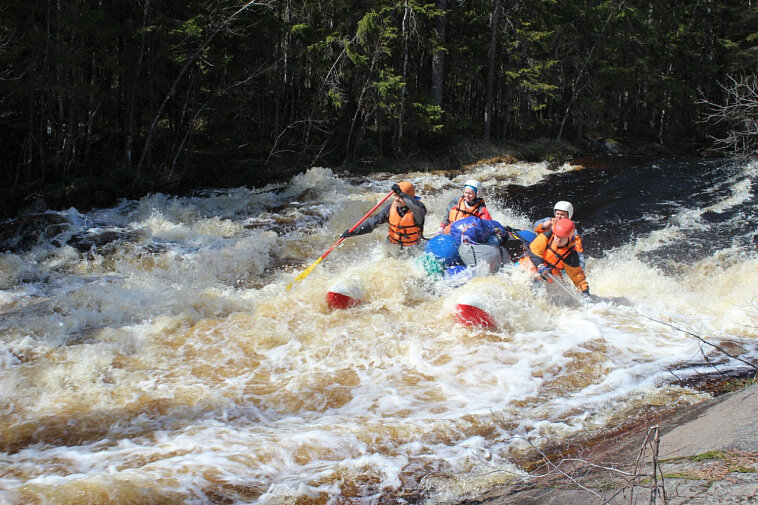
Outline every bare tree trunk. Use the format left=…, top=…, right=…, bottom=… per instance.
left=135, top=0, right=268, bottom=185
left=84, top=52, right=99, bottom=171
left=125, top=0, right=151, bottom=170
left=394, top=0, right=411, bottom=155
left=658, top=63, right=673, bottom=143
left=431, top=0, right=447, bottom=107
left=38, top=97, right=46, bottom=182
left=170, top=103, right=206, bottom=180
left=557, top=0, right=622, bottom=141
left=273, top=1, right=284, bottom=141
left=483, top=0, right=500, bottom=142
left=20, top=96, right=35, bottom=186
left=52, top=0, right=65, bottom=174
left=63, top=94, right=74, bottom=174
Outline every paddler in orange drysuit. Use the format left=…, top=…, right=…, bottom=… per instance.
left=340, top=181, right=427, bottom=248
left=439, top=179, right=492, bottom=233
left=532, top=200, right=585, bottom=269
left=523, top=218, right=590, bottom=296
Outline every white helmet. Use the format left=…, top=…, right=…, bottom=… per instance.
left=464, top=179, right=483, bottom=196
left=553, top=200, right=574, bottom=219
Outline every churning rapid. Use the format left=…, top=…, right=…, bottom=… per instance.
left=1, top=157, right=757, bottom=504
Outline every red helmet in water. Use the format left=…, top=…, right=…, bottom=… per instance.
left=553, top=218, right=575, bottom=238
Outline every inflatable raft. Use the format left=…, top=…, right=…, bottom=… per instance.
left=325, top=217, right=537, bottom=329
left=424, top=219, right=536, bottom=328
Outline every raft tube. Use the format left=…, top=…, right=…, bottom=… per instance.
left=326, top=279, right=363, bottom=310
left=515, top=229, right=537, bottom=243
left=452, top=292, right=496, bottom=328
left=444, top=265, right=474, bottom=287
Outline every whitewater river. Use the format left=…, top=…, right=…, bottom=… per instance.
left=1, top=157, right=757, bottom=504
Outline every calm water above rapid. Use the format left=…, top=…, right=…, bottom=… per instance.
left=1, top=157, right=757, bottom=504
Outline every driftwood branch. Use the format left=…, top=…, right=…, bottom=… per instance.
left=635, top=310, right=758, bottom=372
left=698, top=74, right=758, bottom=157
left=474, top=424, right=670, bottom=504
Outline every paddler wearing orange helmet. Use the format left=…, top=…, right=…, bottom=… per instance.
left=532, top=200, right=585, bottom=269
left=524, top=218, right=590, bottom=296
left=340, top=181, right=427, bottom=248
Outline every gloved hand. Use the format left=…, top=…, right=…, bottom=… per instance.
left=537, top=264, right=551, bottom=280
left=340, top=229, right=353, bottom=239
left=391, top=183, right=402, bottom=195
left=582, top=288, right=591, bottom=297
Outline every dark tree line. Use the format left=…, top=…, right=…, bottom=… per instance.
left=1, top=0, right=757, bottom=209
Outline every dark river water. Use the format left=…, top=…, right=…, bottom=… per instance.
left=506, top=156, right=757, bottom=258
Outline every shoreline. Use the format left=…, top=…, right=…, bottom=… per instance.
left=3, top=137, right=701, bottom=220
left=460, top=372, right=758, bottom=504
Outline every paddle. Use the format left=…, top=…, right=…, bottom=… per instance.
left=286, top=190, right=395, bottom=290
left=544, top=271, right=587, bottom=304
left=505, top=228, right=588, bottom=304
left=510, top=228, right=629, bottom=306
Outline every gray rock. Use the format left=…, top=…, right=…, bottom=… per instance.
left=462, top=385, right=758, bottom=504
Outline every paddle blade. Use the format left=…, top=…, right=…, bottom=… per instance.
left=285, top=190, right=392, bottom=292
left=286, top=256, right=325, bottom=290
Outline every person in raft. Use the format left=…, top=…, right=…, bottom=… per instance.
left=439, top=179, right=492, bottom=233
left=533, top=200, right=585, bottom=269
left=340, top=181, right=427, bottom=248
left=524, top=218, right=590, bottom=296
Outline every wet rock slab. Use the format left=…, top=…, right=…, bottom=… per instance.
left=660, top=383, right=758, bottom=458
left=460, top=384, right=758, bottom=505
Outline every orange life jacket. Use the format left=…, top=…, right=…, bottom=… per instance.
left=448, top=196, right=486, bottom=224
left=541, top=233, right=577, bottom=273
left=523, top=231, right=588, bottom=291
left=443, top=197, right=489, bottom=233
left=388, top=202, right=422, bottom=246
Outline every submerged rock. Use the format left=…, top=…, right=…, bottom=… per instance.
left=0, top=213, right=69, bottom=253
left=68, top=229, right=142, bottom=253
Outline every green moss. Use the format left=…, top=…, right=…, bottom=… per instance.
left=721, top=376, right=758, bottom=393
left=664, top=471, right=703, bottom=480
left=689, top=450, right=730, bottom=461
left=732, top=466, right=756, bottom=473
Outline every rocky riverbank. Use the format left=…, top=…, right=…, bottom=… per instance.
left=460, top=380, right=758, bottom=504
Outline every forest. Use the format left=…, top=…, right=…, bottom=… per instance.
left=1, top=0, right=756, bottom=217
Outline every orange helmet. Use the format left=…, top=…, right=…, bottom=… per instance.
left=553, top=219, right=575, bottom=238
left=397, top=181, right=415, bottom=197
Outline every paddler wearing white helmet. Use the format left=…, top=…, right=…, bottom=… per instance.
left=439, top=179, right=492, bottom=234
left=532, top=200, right=585, bottom=268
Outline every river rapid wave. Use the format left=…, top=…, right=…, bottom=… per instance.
left=0, top=158, right=756, bottom=504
